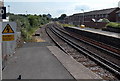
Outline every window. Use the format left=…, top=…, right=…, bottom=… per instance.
left=118, top=13, right=120, bottom=17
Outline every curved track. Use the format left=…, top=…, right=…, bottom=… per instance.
left=45, top=24, right=120, bottom=79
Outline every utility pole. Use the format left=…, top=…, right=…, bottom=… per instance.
left=0, top=0, right=4, bottom=80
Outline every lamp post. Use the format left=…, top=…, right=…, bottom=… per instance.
left=26, top=11, right=27, bottom=15
left=81, top=9, right=84, bottom=25
left=8, top=5, right=10, bottom=14
left=8, top=5, right=10, bottom=20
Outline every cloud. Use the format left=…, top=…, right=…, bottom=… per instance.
left=57, top=10, right=65, bottom=14
left=4, top=0, right=120, bottom=18
left=75, top=5, right=90, bottom=11
left=5, top=0, right=84, bottom=2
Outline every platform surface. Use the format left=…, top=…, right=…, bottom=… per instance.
left=2, top=42, right=74, bottom=79
left=48, top=46, right=102, bottom=79
left=2, top=42, right=102, bottom=80
left=71, top=27, right=120, bottom=39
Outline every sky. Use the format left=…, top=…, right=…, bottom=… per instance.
left=3, top=0, right=120, bottom=18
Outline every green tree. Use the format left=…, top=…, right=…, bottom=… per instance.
left=58, top=14, right=67, bottom=20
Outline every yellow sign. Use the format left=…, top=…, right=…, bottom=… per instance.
left=2, top=24, right=14, bottom=33
left=2, top=35, right=14, bottom=41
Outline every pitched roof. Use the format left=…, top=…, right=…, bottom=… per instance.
left=84, top=7, right=117, bottom=15
left=116, top=10, right=120, bottom=13
left=72, top=7, right=119, bottom=16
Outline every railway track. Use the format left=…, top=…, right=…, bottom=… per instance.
left=53, top=26, right=120, bottom=61
left=54, top=23, right=120, bottom=55
left=45, top=23, right=120, bottom=79
left=63, top=27, right=120, bottom=55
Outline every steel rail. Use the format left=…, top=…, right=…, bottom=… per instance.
left=48, top=26, right=120, bottom=78
left=54, top=26, right=120, bottom=60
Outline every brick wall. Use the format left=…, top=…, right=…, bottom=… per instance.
left=84, top=22, right=108, bottom=29
left=64, top=27, right=120, bottom=48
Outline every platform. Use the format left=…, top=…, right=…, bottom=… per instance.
left=48, top=46, right=101, bottom=79
left=2, top=42, right=73, bottom=79
left=2, top=42, right=101, bottom=80
left=71, top=27, right=120, bottom=39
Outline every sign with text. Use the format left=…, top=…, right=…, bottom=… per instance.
left=2, top=35, right=14, bottom=41
left=2, top=22, right=16, bottom=41
left=0, top=7, right=6, bottom=19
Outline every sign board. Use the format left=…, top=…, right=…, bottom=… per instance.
left=2, top=22, right=16, bottom=41
left=0, top=7, right=6, bottom=19
left=2, top=24, right=14, bottom=33
left=2, top=35, right=14, bottom=41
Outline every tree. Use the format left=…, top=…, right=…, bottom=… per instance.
left=47, top=14, right=52, bottom=18
left=28, top=15, right=38, bottom=27
left=51, top=18, right=58, bottom=21
left=43, top=14, right=47, bottom=17
left=58, top=14, right=67, bottom=20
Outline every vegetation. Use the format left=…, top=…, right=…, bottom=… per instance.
left=60, top=24, right=76, bottom=27
left=101, top=18, right=110, bottom=23
left=106, top=22, right=120, bottom=28
left=58, top=14, right=67, bottom=20
left=9, top=13, right=51, bottom=41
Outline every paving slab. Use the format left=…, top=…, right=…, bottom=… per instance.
left=2, top=43, right=74, bottom=79
left=48, top=46, right=102, bottom=79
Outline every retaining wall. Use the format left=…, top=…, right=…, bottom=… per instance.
left=64, top=27, right=120, bottom=48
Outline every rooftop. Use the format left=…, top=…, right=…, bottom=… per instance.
left=72, top=7, right=120, bottom=16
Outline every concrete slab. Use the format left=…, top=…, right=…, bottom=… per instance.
left=48, top=46, right=102, bottom=79
left=2, top=44, right=74, bottom=79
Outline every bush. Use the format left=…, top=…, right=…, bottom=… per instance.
left=106, top=22, right=120, bottom=28
left=61, top=24, right=76, bottom=27
left=98, top=18, right=110, bottom=23
left=102, top=18, right=110, bottom=23
left=9, top=14, right=51, bottom=41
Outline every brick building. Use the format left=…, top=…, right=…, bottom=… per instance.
left=63, top=7, right=120, bottom=28
left=116, top=10, right=120, bottom=22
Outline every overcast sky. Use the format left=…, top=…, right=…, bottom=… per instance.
left=4, top=0, right=120, bottom=18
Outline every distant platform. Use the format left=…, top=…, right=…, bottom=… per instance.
left=71, top=27, right=120, bottom=39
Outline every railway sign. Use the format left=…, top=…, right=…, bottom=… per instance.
left=0, top=7, right=6, bottom=19
left=2, top=22, right=16, bottom=41
left=2, top=24, right=14, bottom=34
left=2, top=35, right=14, bottom=41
